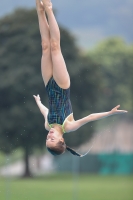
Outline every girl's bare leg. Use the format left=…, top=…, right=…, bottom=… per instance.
left=42, top=0, right=70, bottom=89
left=36, top=0, right=53, bottom=86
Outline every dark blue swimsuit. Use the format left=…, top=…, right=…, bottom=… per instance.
left=46, top=77, right=73, bottom=133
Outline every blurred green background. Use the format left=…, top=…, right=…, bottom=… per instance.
left=0, top=1, right=133, bottom=200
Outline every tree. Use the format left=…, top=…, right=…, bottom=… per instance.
left=87, top=38, right=133, bottom=113
left=0, top=8, right=81, bottom=176
left=0, top=8, right=107, bottom=176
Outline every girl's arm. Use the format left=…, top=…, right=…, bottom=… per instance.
left=68, top=105, right=127, bottom=132
left=33, top=94, right=48, bottom=119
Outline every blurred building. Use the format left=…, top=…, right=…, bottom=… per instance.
left=79, top=121, right=133, bottom=153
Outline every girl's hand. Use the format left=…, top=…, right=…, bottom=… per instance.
left=33, top=94, right=41, bottom=102
left=111, top=105, right=128, bottom=114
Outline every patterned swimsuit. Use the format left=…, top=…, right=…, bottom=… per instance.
left=46, top=77, right=73, bottom=133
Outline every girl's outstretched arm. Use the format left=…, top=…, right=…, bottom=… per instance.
left=33, top=94, right=48, bottom=119
left=67, top=105, right=127, bottom=132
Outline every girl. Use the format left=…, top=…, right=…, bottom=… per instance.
left=33, top=0, right=127, bottom=157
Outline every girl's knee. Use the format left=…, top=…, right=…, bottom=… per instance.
left=50, top=40, right=60, bottom=52
left=41, top=40, right=50, bottom=53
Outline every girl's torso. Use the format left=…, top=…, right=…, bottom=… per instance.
left=45, top=77, right=73, bottom=133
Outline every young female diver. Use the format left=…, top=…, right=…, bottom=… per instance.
left=33, top=0, right=127, bottom=157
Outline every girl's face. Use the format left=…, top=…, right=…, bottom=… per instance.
left=46, top=128, right=64, bottom=148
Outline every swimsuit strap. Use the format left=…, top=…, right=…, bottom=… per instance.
left=61, top=123, right=66, bottom=134
left=48, top=124, right=53, bottom=129
left=62, top=120, right=66, bottom=133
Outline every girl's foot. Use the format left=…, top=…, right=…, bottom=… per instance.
left=42, top=0, right=52, bottom=10
left=36, top=0, right=45, bottom=12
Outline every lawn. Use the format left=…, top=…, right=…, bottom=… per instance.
left=0, top=174, right=132, bottom=200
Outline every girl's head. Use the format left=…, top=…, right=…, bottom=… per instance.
left=46, top=128, right=82, bottom=157
left=47, top=140, right=66, bottom=155
left=46, top=127, right=66, bottom=155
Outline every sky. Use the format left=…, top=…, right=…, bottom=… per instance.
left=0, top=0, right=133, bottom=49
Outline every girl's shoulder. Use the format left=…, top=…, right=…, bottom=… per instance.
left=67, top=113, right=74, bottom=122
left=63, top=113, right=75, bottom=133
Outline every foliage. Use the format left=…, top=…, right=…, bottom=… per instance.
left=0, top=9, right=77, bottom=174
left=88, top=38, right=133, bottom=113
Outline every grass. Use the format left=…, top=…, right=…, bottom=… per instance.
left=0, top=174, right=132, bottom=200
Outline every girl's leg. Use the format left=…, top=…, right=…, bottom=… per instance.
left=36, top=0, right=53, bottom=86
left=42, top=0, right=70, bottom=89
